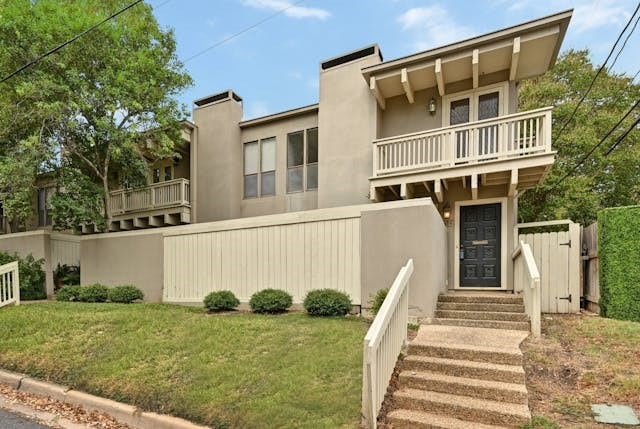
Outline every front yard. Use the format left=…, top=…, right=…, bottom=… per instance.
left=522, top=313, right=640, bottom=428
left=0, top=303, right=368, bottom=428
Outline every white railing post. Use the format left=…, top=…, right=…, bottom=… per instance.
left=13, top=262, right=19, bottom=306
left=362, top=259, right=414, bottom=429
left=513, top=241, right=541, bottom=337
left=0, top=261, right=20, bottom=308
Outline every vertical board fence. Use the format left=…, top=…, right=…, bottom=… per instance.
left=0, top=261, right=20, bottom=308
left=517, top=221, right=581, bottom=313
left=582, top=223, right=599, bottom=313
left=163, top=212, right=361, bottom=304
left=362, top=259, right=413, bottom=429
left=50, top=233, right=81, bottom=269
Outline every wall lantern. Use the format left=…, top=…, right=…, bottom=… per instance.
left=428, top=97, right=437, bottom=115
left=442, top=202, right=451, bottom=220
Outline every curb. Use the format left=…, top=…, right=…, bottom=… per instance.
left=0, top=369, right=210, bottom=429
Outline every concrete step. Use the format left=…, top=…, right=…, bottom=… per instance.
left=438, top=293, right=523, bottom=305
left=435, top=310, right=529, bottom=322
left=430, top=317, right=530, bottom=331
left=393, top=388, right=531, bottom=427
left=399, top=370, right=528, bottom=404
left=401, top=355, right=526, bottom=384
left=408, top=341, right=523, bottom=366
left=387, top=409, right=509, bottom=429
left=437, top=301, right=525, bottom=313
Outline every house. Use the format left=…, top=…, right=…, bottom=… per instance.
left=1, top=10, right=572, bottom=307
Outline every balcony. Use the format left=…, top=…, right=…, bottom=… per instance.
left=107, top=178, right=191, bottom=231
left=370, top=107, right=555, bottom=201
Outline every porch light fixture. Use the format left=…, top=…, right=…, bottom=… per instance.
left=428, top=97, right=437, bottom=115
left=442, top=202, right=451, bottom=220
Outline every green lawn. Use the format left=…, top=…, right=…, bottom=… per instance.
left=0, top=303, right=368, bottom=428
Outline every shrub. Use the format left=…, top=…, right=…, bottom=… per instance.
left=108, top=285, right=144, bottom=303
left=0, top=252, right=46, bottom=300
left=249, top=289, right=292, bottom=314
left=598, top=205, right=640, bottom=322
left=303, top=289, right=352, bottom=316
left=56, top=285, right=82, bottom=302
left=78, top=284, right=109, bottom=303
left=54, top=264, right=81, bottom=289
left=204, top=290, right=240, bottom=312
left=369, top=288, right=388, bottom=315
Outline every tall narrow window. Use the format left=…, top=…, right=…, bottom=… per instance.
left=37, top=187, right=53, bottom=226
left=287, top=128, right=318, bottom=193
left=244, top=137, right=276, bottom=198
left=152, top=168, right=160, bottom=183
left=164, top=166, right=172, bottom=181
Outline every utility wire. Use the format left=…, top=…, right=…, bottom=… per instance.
left=183, top=0, right=307, bottom=63
left=550, top=98, right=640, bottom=189
left=553, top=1, right=640, bottom=143
left=609, top=11, right=640, bottom=72
left=603, top=115, right=640, bottom=156
left=0, top=0, right=144, bottom=84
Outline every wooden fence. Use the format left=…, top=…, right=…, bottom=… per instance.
left=0, top=261, right=20, bottom=308
left=582, top=222, right=599, bottom=313
left=362, top=259, right=413, bottom=429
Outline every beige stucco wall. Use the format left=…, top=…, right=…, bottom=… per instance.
left=80, top=230, right=164, bottom=302
left=361, top=199, right=447, bottom=318
left=317, top=50, right=382, bottom=209
left=0, top=230, right=54, bottom=297
left=378, top=88, right=442, bottom=139
left=239, top=111, right=319, bottom=217
left=192, top=97, right=243, bottom=223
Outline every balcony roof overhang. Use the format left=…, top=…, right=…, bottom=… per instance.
left=363, top=9, right=572, bottom=107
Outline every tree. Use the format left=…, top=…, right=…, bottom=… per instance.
left=0, top=0, right=192, bottom=230
left=518, top=50, right=640, bottom=225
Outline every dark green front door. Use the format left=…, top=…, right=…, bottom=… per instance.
left=460, top=203, right=501, bottom=287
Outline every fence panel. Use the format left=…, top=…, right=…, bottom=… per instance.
left=163, top=215, right=361, bottom=304
left=0, top=261, right=20, bottom=308
left=582, top=222, right=599, bottom=313
left=50, top=234, right=81, bottom=269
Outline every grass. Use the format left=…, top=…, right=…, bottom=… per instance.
left=522, top=314, right=640, bottom=428
left=0, top=303, right=368, bottom=428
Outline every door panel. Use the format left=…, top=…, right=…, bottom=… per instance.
left=460, top=203, right=501, bottom=287
left=478, top=92, right=499, bottom=157
left=450, top=98, right=470, bottom=160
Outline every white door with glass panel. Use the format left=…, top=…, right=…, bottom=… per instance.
left=445, top=86, right=505, bottom=163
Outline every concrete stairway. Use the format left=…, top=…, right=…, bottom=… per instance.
left=387, top=293, right=531, bottom=428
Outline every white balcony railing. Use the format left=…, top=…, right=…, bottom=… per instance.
left=0, top=261, right=20, bottom=308
left=109, top=178, right=190, bottom=216
left=372, top=107, right=553, bottom=177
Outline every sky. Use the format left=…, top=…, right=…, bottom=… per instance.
left=150, top=0, right=640, bottom=120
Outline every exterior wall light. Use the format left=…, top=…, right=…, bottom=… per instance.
left=442, top=202, right=451, bottom=219
left=428, top=97, right=437, bottom=115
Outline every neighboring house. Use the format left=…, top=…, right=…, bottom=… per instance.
left=2, top=10, right=572, bottom=299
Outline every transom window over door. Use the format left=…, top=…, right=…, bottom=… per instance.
left=244, top=137, right=276, bottom=198
left=287, top=128, right=318, bottom=193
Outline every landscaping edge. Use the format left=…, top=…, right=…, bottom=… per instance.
left=0, top=369, right=210, bottom=429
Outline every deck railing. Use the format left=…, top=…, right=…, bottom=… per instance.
left=0, top=261, right=20, bottom=308
left=362, top=259, right=414, bottom=429
left=109, top=178, right=190, bottom=216
left=512, top=241, right=541, bottom=336
left=372, top=107, right=553, bottom=177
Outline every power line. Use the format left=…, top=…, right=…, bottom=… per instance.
left=550, top=98, right=640, bottom=189
left=183, top=0, right=307, bottom=63
left=609, top=11, right=640, bottom=72
left=0, top=0, right=144, bottom=84
left=603, top=115, right=640, bottom=156
left=553, top=2, right=640, bottom=143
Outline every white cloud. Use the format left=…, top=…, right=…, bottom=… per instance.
left=242, top=0, right=330, bottom=20
left=572, top=0, right=631, bottom=33
left=397, top=5, right=474, bottom=51
left=245, top=100, right=271, bottom=119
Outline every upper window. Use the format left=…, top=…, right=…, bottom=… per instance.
left=37, top=187, right=54, bottom=227
left=164, top=166, right=173, bottom=181
left=287, top=128, right=318, bottom=193
left=244, top=137, right=276, bottom=198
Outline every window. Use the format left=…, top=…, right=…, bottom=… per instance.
left=287, top=127, right=318, bottom=193
left=37, top=187, right=53, bottom=227
left=244, top=137, right=276, bottom=198
left=152, top=168, right=160, bottom=183
left=164, top=166, right=172, bottom=181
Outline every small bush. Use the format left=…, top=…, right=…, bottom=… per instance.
left=54, top=264, right=81, bottom=289
left=109, top=285, right=144, bottom=303
left=56, top=285, right=82, bottom=302
left=0, top=252, right=46, bottom=300
left=78, top=284, right=109, bottom=302
left=249, top=289, right=292, bottom=314
left=369, top=288, right=388, bottom=315
left=303, top=289, right=352, bottom=316
left=204, top=290, right=240, bottom=312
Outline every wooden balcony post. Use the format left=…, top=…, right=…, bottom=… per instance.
left=121, top=192, right=125, bottom=213
left=150, top=185, right=155, bottom=208
left=372, top=144, right=379, bottom=177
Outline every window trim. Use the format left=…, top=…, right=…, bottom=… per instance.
left=286, top=127, right=318, bottom=194
left=243, top=137, right=277, bottom=199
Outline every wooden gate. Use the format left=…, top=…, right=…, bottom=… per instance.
left=517, top=221, right=581, bottom=313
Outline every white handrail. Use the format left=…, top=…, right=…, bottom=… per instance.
left=0, top=261, right=20, bottom=308
left=512, top=241, right=540, bottom=336
left=362, top=259, right=414, bottom=429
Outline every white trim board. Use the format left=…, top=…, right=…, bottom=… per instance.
left=454, top=197, right=508, bottom=290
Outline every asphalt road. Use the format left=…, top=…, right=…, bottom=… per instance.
left=0, top=409, right=49, bottom=429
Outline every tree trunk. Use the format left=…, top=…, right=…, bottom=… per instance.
left=102, top=176, right=112, bottom=233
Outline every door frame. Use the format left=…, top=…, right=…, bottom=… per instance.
left=454, top=197, right=508, bottom=290
left=442, top=82, right=509, bottom=127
